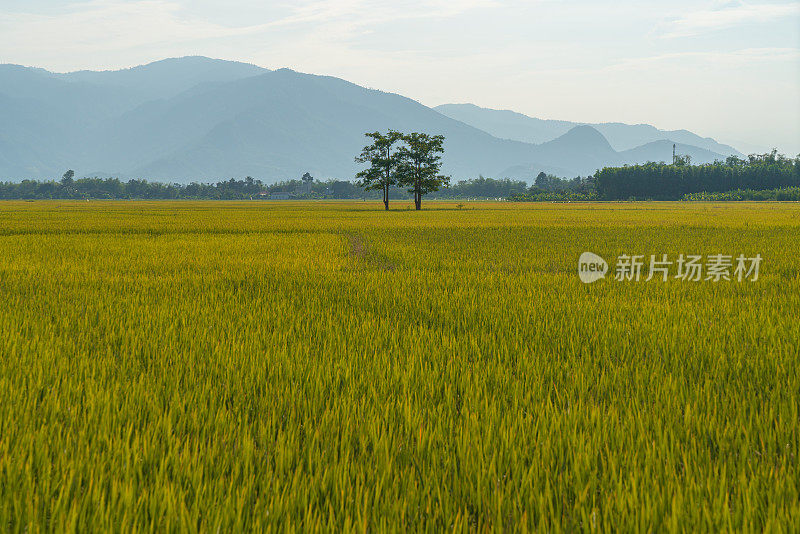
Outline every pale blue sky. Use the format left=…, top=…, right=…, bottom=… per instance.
left=2, top=0, right=798, bottom=154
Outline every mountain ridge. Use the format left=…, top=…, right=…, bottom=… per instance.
left=435, top=103, right=742, bottom=156
left=0, top=56, right=731, bottom=182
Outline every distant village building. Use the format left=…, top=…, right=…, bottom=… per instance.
left=270, top=192, right=292, bottom=200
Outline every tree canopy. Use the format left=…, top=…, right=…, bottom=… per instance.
left=356, top=131, right=450, bottom=210
left=355, top=130, right=404, bottom=210
left=594, top=151, right=800, bottom=200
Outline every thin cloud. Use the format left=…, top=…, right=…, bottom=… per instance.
left=274, top=0, right=499, bottom=27
left=0, top=0, right=498, bottom=69
left=607, top=47, right=800, bottom=70
left=0, top=1, right=253, bottom=56
left=658, top=1, right=800, bottom=38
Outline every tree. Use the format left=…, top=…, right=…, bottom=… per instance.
left=300, top=172, right=314, bottom=194
left=355, top=130, right=403, bottom=210
left=330, top=180, right=358, bottom=199
left=396, top=133, right=450, bottom=210
left=534, top=171, right=566, bottom=192
left=61, top=170, right=75, bottom=186
left=674, top=154, right=692, bottom=167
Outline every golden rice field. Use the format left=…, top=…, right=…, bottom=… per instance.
left=0, top=200, right=798, bottom=532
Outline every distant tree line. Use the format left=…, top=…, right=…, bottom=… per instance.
left=0, top=172, right=381, bottom=200
left=594, top=151, right=800, bottom=200
left=432, top=176, right=527, bottom=199
left=507, top=172, right=598, bottom=201
left=683, top=186, right=800, bottom=201
left=3, top=152, right=797, bottom=202
left=0, top=173, right=269, bottom=200
left=0, top=171, right=531, bottom=201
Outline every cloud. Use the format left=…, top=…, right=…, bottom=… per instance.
left=272, top=0, right=498, bottom=27
left=658, top=1, right=800, bottom=38
left=0, top=0, right=498, bottom=70
left=607, top=47, right=800, bottom=70
left=0, top=1, right=253, bottom=61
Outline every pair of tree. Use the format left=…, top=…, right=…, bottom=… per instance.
left=355, top=130, right=450, bottom=210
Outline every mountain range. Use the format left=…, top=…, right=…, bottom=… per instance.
left=434, top=103, right=741, bottom=155
left=0, top=56, right=741, bottom=183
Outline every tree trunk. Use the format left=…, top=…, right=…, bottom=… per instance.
left=415, top=190, right=421, bottom=210
left=383, top=186, right=389, bottom=210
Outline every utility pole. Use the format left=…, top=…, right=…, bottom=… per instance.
left=673, top=144, right=676, bottom=165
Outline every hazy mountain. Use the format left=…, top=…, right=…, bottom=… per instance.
left=434, top=105, right=576, bottom=146
left=0, top=57, right=269, bottom=178
left=89, top=68, right=547, bottom=180
left=0, top=56, right=731, bottom=182
left=58, top=56, right=268, bottom=101
left=435, top=103, right=742, bottom=156
left=494, top=126, right=615, bottom=181
left=533, top=125, right=617, bottom=171
left=618, top=140, right=725, bottom=166
left=498, top=128, right=729, bottom=182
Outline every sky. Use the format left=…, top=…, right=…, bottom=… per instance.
left=1, top=0, right=798, bottom=155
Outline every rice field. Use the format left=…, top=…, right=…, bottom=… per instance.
left=0, top=200, right=798, bottom=532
